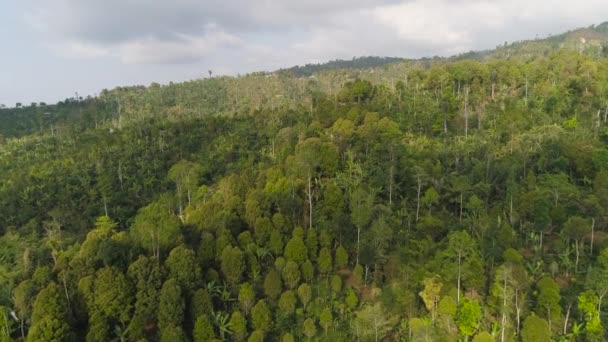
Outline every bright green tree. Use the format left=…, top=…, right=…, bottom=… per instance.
left=456, top=298, right=482, bottom=339
left=251, top=300, right=272, bottom=332
left=521, top=314, right=551, bottom=342
left=131, top=196, right=181, bottom=259
left=27, top=283, right=72, bottom=342
left=193, top=314, right=215, bottom=341
left=303, top=318, right=317, bottom=340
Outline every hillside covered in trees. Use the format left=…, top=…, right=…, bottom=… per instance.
left=3, top=25, right=608, bottom=342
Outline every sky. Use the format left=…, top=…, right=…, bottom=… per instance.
left=1, top=0, right=608, bottom=106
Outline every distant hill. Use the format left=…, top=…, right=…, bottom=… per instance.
left=277, top=56, right=405, bottom=76
left=277, top=22, right=608, bottom=77
left=454, top=22, right=608, bottom=61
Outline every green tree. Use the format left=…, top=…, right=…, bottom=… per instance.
left=345, top=287, right=359, bottom=310
left=238, top=283, right=256, bottom=315
left=159, top=325, right=185, bottom=342
left=263, top=269, right=282, bottom=301
left=535, top=277, right=562, bottom=333
left=521, top=314, right=551, bottom=342
left=94, top=267, right=133, bottom=324
left=562, top=216, right=590, bottom=272
left=158, top=279, right=185, bottom=333
left=251, top=300, right=272, bottom=332
left=291, top=138, right=338, bottom=229
left=278, top=290, right=297, bottom=317
left=269, top=229, right=284, bottom=255
left=282, top=260, right=301, bottom=289
left=350, top=187, right=374, bottom=265
left=472, top=331, right=494, bottom=342
left=318, top=247, right=333, bottom=275
left=456, top=298, right=482, bottom=339
left=229, top=311, right=247, bottom=341
left=168, top=160, right=203, bottom=215
left=578, top=290, right=603, bottom=341
left=445, top=230, right=478, bottom=304
left=335, top=245, right=349, bottom=269
left=284, top=235, right=308, bottom=264
left=131, top=196, right=181, bottom=259
left=354, top=303, right=397, bottom=341
left=319, top=307, right=333, bottom=335
left=166, top=245, right=201, bottom=291
left=221, top=246, right=245, bottom=286
left=127, top=255, right=163, bottom=341
left=193, top=314, right=215, bottom=341
left=248, top=330, right=264, bottom=342
left=27, top=283, right=72, bottom=342
left=303, top=318, right=317, bottom=340
left=297, top=283, right=313, bottom=309
left=419, top=277, right=442, bottom=320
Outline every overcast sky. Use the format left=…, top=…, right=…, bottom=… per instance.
left=2, top=1, right=608, bottom=106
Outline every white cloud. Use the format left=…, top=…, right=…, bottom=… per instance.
left=20, top=0, right=608, bottom=68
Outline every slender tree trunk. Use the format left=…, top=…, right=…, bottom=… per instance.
left=62, top=274, right=71, bottom=311
left=509, top=195, right=514, bottom=225
left=591, top=218, right=595, bottom=255
left=457, top=252, right=462, bottom=304
left=575, top=240, right=580, bottom=273
left=416, top=176, right=422, bottom=222
left=459, top=193, right=463, bottom=223
left=598, top=293, right=605, bottom=321
left=356, top=227, right=361, bottom=265
left=515, top=289, right=521, bottom=335
left=500, top=274, right=507, bottom=342
left=307, top=174, right=313, bottom=230
left=118, top=161, right=124, bottom=191
left=464, top=86, right=469, bottom=137
left=563, top=304, right=571, bottom=335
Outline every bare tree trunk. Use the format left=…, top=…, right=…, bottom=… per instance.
left=62, top=274, right=71, bottom=311
left=563, top=304, right=571, bottom=335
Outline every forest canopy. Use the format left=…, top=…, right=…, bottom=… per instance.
left=2, top=27, right=608, bottom=342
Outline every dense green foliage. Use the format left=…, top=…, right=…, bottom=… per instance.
left=4, top=27, right=608, bottom=341
left=278, top=56, right=405, bottom=77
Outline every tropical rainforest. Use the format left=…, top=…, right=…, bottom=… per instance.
left=3, top=23, right=608, bottom=342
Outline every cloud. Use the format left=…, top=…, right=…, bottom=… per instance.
left=21, top=0, right=608, bottom=68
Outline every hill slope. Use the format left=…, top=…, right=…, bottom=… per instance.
left=2, top=23, right=608, bottom=342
